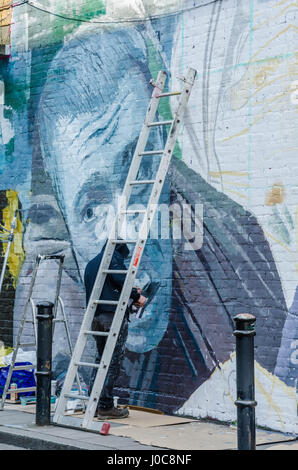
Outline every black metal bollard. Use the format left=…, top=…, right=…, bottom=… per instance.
left=233, top=313, right=257, bottom=450
left=35, top=301, right=54, bottom=426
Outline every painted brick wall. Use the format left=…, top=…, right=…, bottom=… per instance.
left=0, top=0, right=297, bottom=434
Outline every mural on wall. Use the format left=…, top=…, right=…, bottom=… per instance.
left=0, top=0, right=297, bottom=433
left=0, top=189, right=24, bottom=347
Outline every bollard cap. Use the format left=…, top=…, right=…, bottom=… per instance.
left=233, top=313, right=256, bottom=322
left=233, top=313, right=256, bottom=336
left=36, top=301, right=54, bottom=308
left=36, top=301, right=54, bottom=319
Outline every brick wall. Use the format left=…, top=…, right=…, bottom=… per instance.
left=0, top=0, right=297, bottom=433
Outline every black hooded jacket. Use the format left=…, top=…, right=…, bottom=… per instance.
left=84, top=243, right=140, bottom=315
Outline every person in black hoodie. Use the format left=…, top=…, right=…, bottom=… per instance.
left=84, top=242, right=146, bottom=419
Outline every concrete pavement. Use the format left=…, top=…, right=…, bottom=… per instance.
left=0, top=404, right=296, bottom=451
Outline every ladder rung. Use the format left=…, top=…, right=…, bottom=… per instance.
left=13, top=365, right=34, bottom=371
left=157, top=91, right=181, bottom=97
left=8, top=386, right=36, bottom=393
left=129, top=180, right=155, bottom=185
left=93, top=300, right=118, bottom=305
left=111, top=239, right=136, bottom=244
left=19, top=343, right=35, bottom=348
left=53, top=319, right=65, bottom=323
left=64, top=393, right=89, bottom=400
left=83, top=330, right=109, bottom=337
left=75, top=361, right=101, bottom=368
left=40, top=254, right=65, bottom=261
left=103, top=270, right=128, bottom=274
left=147, top=120, right=173, bottom=127
left=139, top=150, right=164, bottom=155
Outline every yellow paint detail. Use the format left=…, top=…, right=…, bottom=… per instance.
left=0, top=0, right=12, bottom=45
left=223, top=78, right=292, bottom=142
left=208, top=354, right=296, bottom=430
left=265, top=182, right=285, bottom=206
left=0, top=344, right=13, bottom=367
left=209, top=171, right=249, bottom=178
left=1, top=190, right=25, bottom=288
left=253, top=2, right=298, bottom=32
left=254, top=361, right=296, bottom=431
left=251, top=24, right=298, bottom=63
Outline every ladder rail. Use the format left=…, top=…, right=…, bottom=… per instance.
left=29, top=298, right=38, bottom=341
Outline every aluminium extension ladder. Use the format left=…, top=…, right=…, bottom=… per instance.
left=53, top=68, right=197, bottom=430
left=0, top=254, right=82, bottom=410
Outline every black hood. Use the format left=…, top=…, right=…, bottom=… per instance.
left=101, top=239, right=130, bottom=259
left=114, top=242, right=130, bottom=259
left=115, top=244, right=129, bottom=258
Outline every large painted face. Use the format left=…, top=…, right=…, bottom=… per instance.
left=38, top=28, right=172, bottom=353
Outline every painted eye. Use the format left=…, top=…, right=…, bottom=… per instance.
left=83, top=206, right=96, bottom=222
